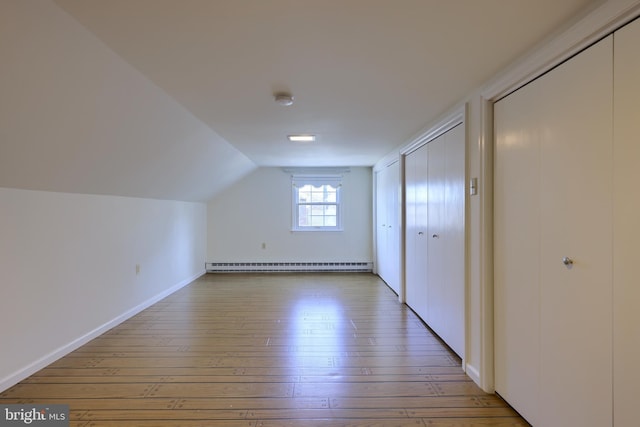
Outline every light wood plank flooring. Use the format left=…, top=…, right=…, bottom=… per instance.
left=1, top=273, right=528, bottom=426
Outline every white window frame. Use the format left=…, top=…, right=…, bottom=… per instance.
left=291, top=174, right=343, bottom=232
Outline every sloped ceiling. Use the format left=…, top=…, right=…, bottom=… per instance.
left=0, top=0, right=599, bottom=201
left=0, top=0, right=256, bottom=202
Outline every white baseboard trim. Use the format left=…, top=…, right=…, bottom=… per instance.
left=0, top=270, right=205, bottom=393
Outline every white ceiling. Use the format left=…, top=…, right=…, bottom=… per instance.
left=53, top=0, right=598, bottom=167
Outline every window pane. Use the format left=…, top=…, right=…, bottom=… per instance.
left=298, top=185, right=312, bottom=201
left=296, top=203, right=340, bottom=228
left=311, top=190, right=324, bottom=202
left=325, top=205, right=336, bottom=215
left=311, top=216, right=324, bottom=226
left=298, top=205, right=310, bottom=226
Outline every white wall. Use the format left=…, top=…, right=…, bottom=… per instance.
left=207, top=167, right=372, bottom=263
left=0, top=188, right=207, bottom=391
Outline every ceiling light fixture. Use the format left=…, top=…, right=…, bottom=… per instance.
left=288, top=134, right=316, bottom=142
left=274, top=93, right=294, bottom=106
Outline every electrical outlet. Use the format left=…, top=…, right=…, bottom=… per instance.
left=135, top=264, right=141, bottom=275
left=261, top=242, right=266, bottom=249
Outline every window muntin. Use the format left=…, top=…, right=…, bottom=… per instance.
left=292, top=175, right=342, bottom=231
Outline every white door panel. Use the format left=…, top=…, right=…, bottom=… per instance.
left=406, top=123, right=465, bottom=359
left=405, top=145, right=428, bottom=319
left=376, top=161, right=400, bottom=295
left=387, top=161, right=400, bottom=295
left=537, top=35, right=612, bottom=427
left=494, top=35, right=613, bottom=427
left=426, top=135, right=446, bottom=333
left=613, top=17, right=640, bottom=427
left=442, top=124, right=465, bottom=358
left=494, top=81, right=542, bottom=425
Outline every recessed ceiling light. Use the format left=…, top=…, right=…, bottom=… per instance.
left=288, top=134, right=316, bottom=142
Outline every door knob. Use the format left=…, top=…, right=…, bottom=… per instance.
left=432, top=234, right=440, bottom=239
left=562, top=257, right=574, bottom=267
left=418, top=231, right=424, bottom=235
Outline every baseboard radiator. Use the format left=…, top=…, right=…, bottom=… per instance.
left=206, top=262, right=373, bottom=273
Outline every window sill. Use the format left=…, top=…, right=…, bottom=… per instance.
left=291, top=227, right=344, bottom=232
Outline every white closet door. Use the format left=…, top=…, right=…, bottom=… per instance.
left=494, top=83, right=541, bottom=425
left=386, top=160, right=400, bottom=295
left=442, top=124, right=465, bottom=358
left=613, top=17, right=640, bottom=426
left=404, top=152, right=417, bottom=308
left=405, top=144, right=428, bottom=319
left=406, top=124, right=465, bottom=358
left=376, top=161, right=400, bottom=295
left=426, top=134, right=446, bottom=333
left=426, top=125, right=466, bottom=359
left=495, top=35, right=613, bottom=427
left=538, top=35, right=612, bottom=427
left=376, top=169, right=388, bottom=281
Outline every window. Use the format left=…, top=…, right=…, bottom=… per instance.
left=292, top=175, right=343, bottom=231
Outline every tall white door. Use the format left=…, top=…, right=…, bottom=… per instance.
left=494, top=35, right=613, bottom=427
left=494, top=81, right=541, bottom=424
left=426, top=134, right=446, bottom=333
left=405, top=124, right=466, bottom=358
left=538, top=36, right=612, bottom=427
left=424, top=124, right=465, bottom=358
left=376, top=168, right=389, bottom=281
left=386, top=161, right=400, bottom=295
left=404, top=144, right=428, bottom=320
left=376, top=161, right=400, bottom=295
left=441, top=124, right=465, bottom=358
left=613, top=17, right=640, bottom=426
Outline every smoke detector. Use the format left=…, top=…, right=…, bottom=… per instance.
left=274, top=93, right=294, bottom=106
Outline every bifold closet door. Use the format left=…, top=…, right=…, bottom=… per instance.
left=405, top=125, right=465, bottom=357
left=495, top=35, right=613, bottom=427
left=426, top=124, right=465, bottom=358
left=613, top=18, right=640, bottom=426
left=385, top=160, right=400, bottom=295
left=376, top=168, right=389, bottom=284
left=494, top=81, right=541, bottom=423
left=404, top=144, right=428, bottom=320
left=425, top=134, right=445, bottom=335
left=376, top=161, right=400, bottom=294
left=442, top=124, right=465, bottom=358
left=538, top=36, right=612, bottom=427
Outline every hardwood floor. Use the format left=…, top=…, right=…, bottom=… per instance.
left=0, top=273, right=528, bottom=426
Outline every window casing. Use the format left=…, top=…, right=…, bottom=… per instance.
left=292, top=175, right=343, bottom=231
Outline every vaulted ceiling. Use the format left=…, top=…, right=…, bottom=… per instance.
left=0, top=0, right=599, bottom=201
